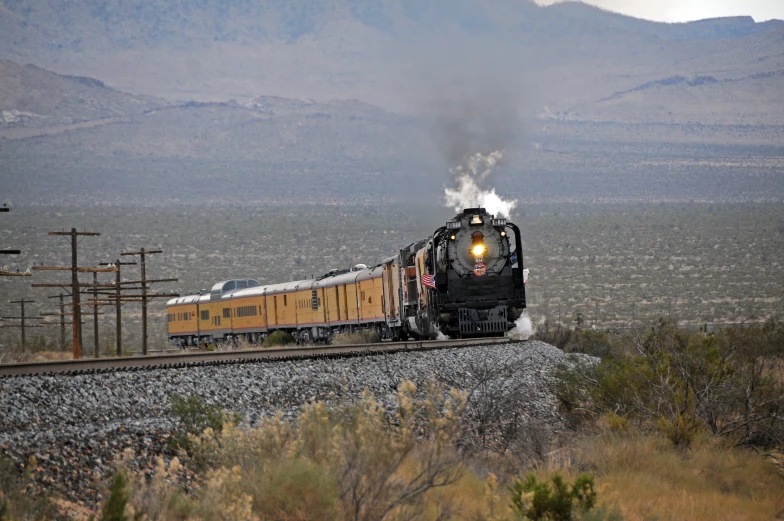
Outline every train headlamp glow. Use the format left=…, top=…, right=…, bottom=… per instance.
left=450, top=234, right=456, bottom=241
left=472, top=244, right=486, bottom=256
left=500, top=231, right=506, bottom=237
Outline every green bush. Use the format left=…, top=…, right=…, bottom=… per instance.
left=0, top=456, right=52, bottom=521
left=510, top=472, right=599, bottom=521
left=102, top=472, right=134, bottom=521
left=262, top=330, right=295, bottom=347
left=555, top=319, right=784, bottom=450
left=168, top=393, right=240, bottom=456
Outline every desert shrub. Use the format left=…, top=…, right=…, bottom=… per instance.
left=509, top=472, right=599, bottom=521
left=555, top=319, right=784, bottom=451
left=262, top=330, right=294, bottom=347
left=331, top=329, right=381, bottom=345
left=119, top=380, right=467, bottom=521
left=0, top=456, right=53, bottom=521
left=563, top=329, right=614, bottom=358
left=535, top=321, right=575, bottom=349
left=168, top=393, right=241, bottom=456
left=102, top=472, right=132, bottom=521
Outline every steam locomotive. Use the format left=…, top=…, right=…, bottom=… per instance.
left=166, top=207, right=526, bottom=344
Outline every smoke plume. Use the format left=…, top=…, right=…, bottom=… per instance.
left=444, top=150, right=517, bottom=218
left=509, top=312, right=535, bottom=341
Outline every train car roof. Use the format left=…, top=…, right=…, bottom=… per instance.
left=228, top=266, right=383, bottom=298
left=230, top=279, right=312, bottom=299
left=167, top=293, right=210, bottom=306
left=174, top=265, right=386, bottom=306
left=316, top=265, right=382, bottom=288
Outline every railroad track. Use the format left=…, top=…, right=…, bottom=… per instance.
left=0, top=337, right=509, bottom=377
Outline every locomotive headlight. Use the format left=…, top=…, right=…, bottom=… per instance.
left=450, top=234, right=456, bottom=241
left=500, top=231, right=506, bottom=237
left=471, top=231, right=486, bottom=257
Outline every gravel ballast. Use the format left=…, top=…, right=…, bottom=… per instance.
left=0, top=340, right=574, bottom=504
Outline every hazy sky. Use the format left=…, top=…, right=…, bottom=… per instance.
left=536, top=0, right=784, bottom=22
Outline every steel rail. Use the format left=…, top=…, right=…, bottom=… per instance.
left=0, top=337, right=509, bottom=377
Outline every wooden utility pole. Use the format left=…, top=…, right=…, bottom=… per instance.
left=99, top=259, right=136, bottom=356
left=120, top=248, right=178, bottom=355
left=48, top=294, right=68, bottom=351
left=31, top=228, right=109, bottom=359
left=92, top=272, right=99, bottom=357
left=2, top=299, right=38, bottom=347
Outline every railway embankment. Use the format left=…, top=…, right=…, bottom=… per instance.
left=0, top=340, right=581, bottom=506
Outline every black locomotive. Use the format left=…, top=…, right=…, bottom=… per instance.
left=398, top=207, right=526, bottom=339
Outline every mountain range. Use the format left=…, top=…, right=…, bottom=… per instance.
left=1, top=0, right=782, bottom=205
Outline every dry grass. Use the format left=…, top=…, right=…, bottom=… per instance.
left=544, top=431, right=784, bottom=521
left=331, top=330, right=381, bottom=345
left=0, top=349, right=72, bottom=363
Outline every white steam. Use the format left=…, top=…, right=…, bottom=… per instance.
left=436, top=330, right=450, bottom=341
left=444, top=150, right=517, bottom=218
left=508, top=312, right=535, bottom=341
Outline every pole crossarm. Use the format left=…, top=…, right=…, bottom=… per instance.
left=116, top=278, right=179, bottom=285
left=121, top=250, right=162, bottom=256
left=32, top=283, right=116, bottom=288
left=0, top=325, right=43, bottom=329
left=0, top=250, right=22, bottom=255
left=0, top=271, right=31, bottom=277
left=33, top=266, right=117, bottom=273
left=98, top=294, right=179, bottom=299
left=86, top=299, right=144, bottom=304
left=48, top=231, right=100, bottom=237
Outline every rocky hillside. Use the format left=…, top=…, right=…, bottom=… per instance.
left=1, top=0, right=782, bottom=124
left=0, top=60, right=168, bottom=127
